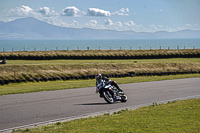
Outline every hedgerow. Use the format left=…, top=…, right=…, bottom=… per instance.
left=0, top=49, right=200, bottom=60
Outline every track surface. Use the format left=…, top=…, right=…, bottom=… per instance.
left=0, top=78, right=200, bottom=131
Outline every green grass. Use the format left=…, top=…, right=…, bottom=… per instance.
left=1, top=58, right=200, bottom=82
left=0, top=58, right=199, bottom=95
left=13, top=98, right=200, bottom=133
left=0, top=74, right=199, bottom=95
left=4, top=58, right=200, bottom=65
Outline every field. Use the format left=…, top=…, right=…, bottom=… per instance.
left=0, top=58, right=200, bottom=85
left=1, top=49, right=200, bottom=85
left=13, top=98, right=200, bottom=133
left=0, top=49, right=200, bottom=94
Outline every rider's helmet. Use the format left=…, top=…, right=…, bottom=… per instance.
left=95, top=73, right=102, bottom=81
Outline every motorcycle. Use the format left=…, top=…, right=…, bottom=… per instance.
left=100, top=83, right=128, bottom=104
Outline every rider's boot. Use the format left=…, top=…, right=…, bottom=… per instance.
left=117, top=87, right=124, bottom=95
left=113, top=81, right=124, bottom=93
left=115, top=84, right=124, bottom=95
left=99, top=93, right=104, bottom=98
left=99, top=90, right=104, bottom=98
left=118, top=91, right=124, bottom=95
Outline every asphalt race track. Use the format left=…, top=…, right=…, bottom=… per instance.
left=0, top=78, right=200, bottom=131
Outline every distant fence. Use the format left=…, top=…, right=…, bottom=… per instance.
left=1, top=45, right=198, bottom=52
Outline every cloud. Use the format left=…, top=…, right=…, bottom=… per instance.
left=90, top=20, right=98, bottom=26
left=185, top=24, right=198, bottom=27
left=105, top=19, right=123, bottom=27
left=38, top=7, right=50, bottom=15
left=38, top=7, right=57, bottom=16
left=10, top=5, right=33, bottom=16
left=85, top=20, right=98, bottom=27
left=62, top=6, right=80, bottom=16
left=158, top=25, right=164, bottom=28
left=86, top=7, right=130, bottom=17
left=104, top=19, right=125, bottom=30
left=105, top=19, right=113, bottom=26
left=9, top=5, right=58, bottom=18
left=115, top=21, right=123, bottom=27
left=43, top=17, right=68, bottom=27
left=124, top=20, right=135, bottom=26
left=8, top=5, right=131, bottom=19
left=123, top=20, right=145, bottom=32
left=150, top=24, right=159, bottom=32
left=87, top=8, right=110, bottom=17
left=147, top=24, right=178, bottom=32
left=72, top=20, right=79, bottom=26
left=112, top=8, right=130, bottom=16
left=8, top=5, right=180, bottom=32
left=156, top=9, right=163, bottom=12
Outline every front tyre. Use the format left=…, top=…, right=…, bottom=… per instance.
left=120, top=95, right=128, bottom=103
left=103, top=91, right=114, bottom=104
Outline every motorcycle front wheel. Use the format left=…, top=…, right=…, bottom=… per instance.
left=103, top=91, right=114, bottom=104
left=120, top=95, right=128, bottom=102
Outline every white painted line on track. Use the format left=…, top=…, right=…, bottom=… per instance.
left=1, top=95, right=200, bottom=133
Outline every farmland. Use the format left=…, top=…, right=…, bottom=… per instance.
left=0, top=58, right=200, bottom=85
left=0, top=49, right=200, bottom=85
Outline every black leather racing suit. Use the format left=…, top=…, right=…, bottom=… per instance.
left=96, top=77, right=122, bottom=96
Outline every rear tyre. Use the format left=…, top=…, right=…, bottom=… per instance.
left=103, top=91, right=114, bottom=104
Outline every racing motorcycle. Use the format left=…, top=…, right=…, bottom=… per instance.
left=100, top=83, right=128, bottom=104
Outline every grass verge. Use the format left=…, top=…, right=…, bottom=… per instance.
left=3, top=58, right=200, bottom=65
left=13, top=98, right=200, bottom=133
left=0, top=58, right=200, bottom=84
left=0, top=74, right=199, bottom=95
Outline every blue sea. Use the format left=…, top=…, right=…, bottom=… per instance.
left=0, top=39, right=200, bottom=52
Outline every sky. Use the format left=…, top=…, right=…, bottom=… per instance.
left=0, top=0, right=200, bottom=32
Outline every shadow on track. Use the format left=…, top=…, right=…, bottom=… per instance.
left=75, top=102, right=108, bottom=105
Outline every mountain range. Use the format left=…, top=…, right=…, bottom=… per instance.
left=0, top=17, right=200, bottom=39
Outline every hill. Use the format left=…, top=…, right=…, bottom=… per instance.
left=0, top=17, right=200, bottom=39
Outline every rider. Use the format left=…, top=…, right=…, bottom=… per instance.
left=95, top=73, right=124, bottom=97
